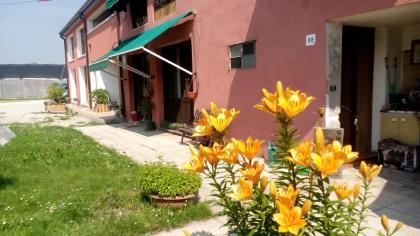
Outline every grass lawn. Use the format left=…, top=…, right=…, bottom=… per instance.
left=0, top=124, right=212, bottom=235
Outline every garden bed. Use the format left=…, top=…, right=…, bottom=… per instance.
left=0, top=124, right=212, bottom=235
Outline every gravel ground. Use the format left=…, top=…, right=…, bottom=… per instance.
left=0, top=100, right=93, bottom=127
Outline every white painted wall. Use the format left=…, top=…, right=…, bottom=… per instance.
left=69, top=69, right=77, bottom=103
left=402, top=24, right=420, bottom=51
left=371, top=27, right=388, bottom=151
left=78, top=67, right=88, bottom=106
left=89, top=63, right=121, bottom=105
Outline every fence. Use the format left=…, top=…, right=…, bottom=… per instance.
left=0, top=78, right=67, bottom=99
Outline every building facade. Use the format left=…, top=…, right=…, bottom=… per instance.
left=60, top=0, right=420, bottom=154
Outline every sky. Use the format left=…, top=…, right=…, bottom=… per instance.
left=0, top=0, right=85, bottom=64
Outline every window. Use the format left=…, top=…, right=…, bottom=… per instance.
left=154, top=0, right=176, bottom=20
left=67, top=36, right=74, bottom=60
left=77, top=28, right=86, bottom=57
left=92, top=9, right=113, bottom=28
left=130, top=0, right=148, bottom=29
left=228, top=41, right=256, bottom=69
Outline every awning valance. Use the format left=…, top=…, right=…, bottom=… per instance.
left=89, top=11, right=194, bottom=72
left=105, top=0, right=120, bottom=10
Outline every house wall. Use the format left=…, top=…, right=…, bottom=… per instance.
left=89, top=63, right=121, bottom=105
left=63, top=0, right=420, bottom=148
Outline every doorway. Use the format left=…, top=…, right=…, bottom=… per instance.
left=340, top=26, right=375, bottom=153
left=130, top=53, right=150, bottom=118
left=161, top=40, right=193, bottom=123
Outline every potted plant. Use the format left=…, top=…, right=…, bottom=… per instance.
left=185, top=78, right=198, bottom=99
left=91, top=89, right=110, bottom=112
left=46, top=83, right=66, bottom=113
left=138, top=162, right=201, bottom=208
left=139, top=98, right=155, bottom=131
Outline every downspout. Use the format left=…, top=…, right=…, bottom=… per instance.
left=116, top=10, right=126, bottom=119
left=60, top=33, right=70, bottom=103
left=79, top=13, right=92, bottom=109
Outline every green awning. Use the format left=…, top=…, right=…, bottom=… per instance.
left=89, top=11, right=193, bottom=72
left=105, top=0, right=119, bottom=10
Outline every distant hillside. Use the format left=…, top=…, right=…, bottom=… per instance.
left=0, top=64, right=67, bottom=79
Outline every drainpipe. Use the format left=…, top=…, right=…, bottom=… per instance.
left=115, top=10, right=126, bottom=119
left=79, top=13, right=93, bottom=109
left=60, top=33, right=70, bottom=103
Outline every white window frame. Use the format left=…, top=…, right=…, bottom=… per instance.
left=67, top=35, right=75, bottom=61
left=228, top=40, right=256, bottom=70
left=87, top=5, right=115, bottom=33
left=76, top=26, right=86, bottom=58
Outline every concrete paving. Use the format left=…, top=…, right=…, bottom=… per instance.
left=77, top=124, right=420, bottom=236
left=0, top=100, right=93, bottom=126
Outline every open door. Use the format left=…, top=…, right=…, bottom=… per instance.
left=340, top=26, right=375, bottom=153
left=161, top=40, right=193, bottom=123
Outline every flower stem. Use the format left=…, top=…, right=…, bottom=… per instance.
left=356, top=180, right=369, bottom=235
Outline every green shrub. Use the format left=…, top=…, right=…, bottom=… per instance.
left=47, top=84, right=64, bottom=103
left=91, top=89, right=110, bottom=104
left=138, top=162, right=201, bottom=198
left=139, top=98, right=154, bottom=120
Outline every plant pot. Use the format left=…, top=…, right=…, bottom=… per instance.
left=94, top=103, right=109, bottom=113
left=149, top=194, right=197, bottom=208
left=186, top=91, right=198, bottom=100
left=46, top=103, right=66, bottom=114
left=144, top=120, right=156, bottom=131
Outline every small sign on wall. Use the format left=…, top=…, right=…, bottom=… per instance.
left=306, top=34, right=316, bottom=46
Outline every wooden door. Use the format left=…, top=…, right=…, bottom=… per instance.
left=340, top=26, right=375, bottom=153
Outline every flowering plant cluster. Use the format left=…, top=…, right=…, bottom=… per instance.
left=184, top=81, right=403, bottom=235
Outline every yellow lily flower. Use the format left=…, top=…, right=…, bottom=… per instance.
left=301, top=200, right=312, bottom=216
left=239, top=161, right=265, bottom=185
left=332, top=182, right=359, bottom=200
left=311, top=152, right=344, bottom=179
left=274, top=184, right=300, bottom=209
left=359, top=161, right=382, bottom=182
left=286, top=141, right=314, bottom=167
left=193, top=110, right=212, bottom=137
left=255, top=88, right=280, bottom=114
left=229, top=178, right=253, bottom=201
left=278, top=87, right=315, bottom=118
left=220, top=142, right=239, bottom=164
left=273, top=205, right=307, bottom=235
left=200, top=142, right=224, bottom=166
left=184, top=145, right=205, bottom=173
left=260, top=176, right=268, bottom=191
left=182, top=229, right=191, bottom=236
left=232, top=137, right=264, bottom=160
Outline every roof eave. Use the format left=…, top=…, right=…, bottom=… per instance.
left=59, top=0, right=97, bottom=37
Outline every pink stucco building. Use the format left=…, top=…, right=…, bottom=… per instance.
left=60, top=0, right=420, bottom=157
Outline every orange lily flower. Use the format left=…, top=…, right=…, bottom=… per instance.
left=359, top=161, right=382, bottom=182
left=193, top=110, right=213, bottom=137
left=220, top=142, right=239, bottom=164
left=229, top=178, right=253, bottom=201
left=311, top=152, right=344, bottom=179
left=332, top=182, right=359, bottom=200
left=255, top=81, right=315, bottom=118
left=200, top=142, right=224, bottom=166
left=301, top=200, right=312, bottom=216
left=273, top=205, right=307, bottom=235
left=273, top=184, right=300, bottom=209
left=232, top=137, right=264, bottom=160
left=183, top=145, right=205, bottom=173
left=286, top=141, right=314, bottom=167
left=240, top=161, right=265, bottom=185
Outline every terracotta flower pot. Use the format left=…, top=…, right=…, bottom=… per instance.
left=94, top=103, right=109, bottom=112
left=149, top=194, right=197, bottom=208
left=46, top=103, right=66, bottom=114
left=186, top=91, right=198, bottom=100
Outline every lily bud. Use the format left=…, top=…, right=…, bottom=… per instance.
left=381, top=215, right=390, bottom=232
left=269, top=181, right=277, bottom=197
left=260, top=176, right=268, bottom=191
left=302, top=200, right=312, bottom=216
left=395, top=221, right=404, bottom=232
left=183, top=229, right=191, bottom=236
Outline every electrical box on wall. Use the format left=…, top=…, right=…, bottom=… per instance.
left=306, top=34, right=316, bottom=46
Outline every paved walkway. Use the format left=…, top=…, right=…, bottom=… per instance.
left=77, top=124, right=420, bottom=236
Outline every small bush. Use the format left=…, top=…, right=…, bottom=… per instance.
left=91, top=89, right=110, bottom=104
left=47, top=84, right=64, bottom=103
left=138, top=162, right=201, bottom=198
